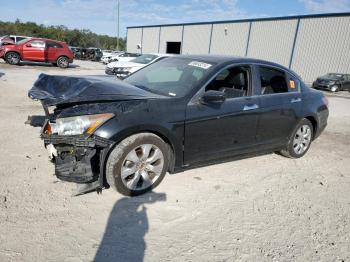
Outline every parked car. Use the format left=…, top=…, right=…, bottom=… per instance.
left=105, top=53, right=171, bottom=78
left=27, top=55, right=329, bottom=196
left=0, top=36, right=14, bottom=45
left=0, top=37, right=74, bottom=68
left=312, top=73, right=350, bottom=92
left=0, top=35, right=30, bottom=45
left=101, top=52, right=140, bottom=64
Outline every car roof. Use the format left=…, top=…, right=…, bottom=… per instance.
left=173, top=54, right=293, bottom=72
left=28, top=37, right=65, bottom=44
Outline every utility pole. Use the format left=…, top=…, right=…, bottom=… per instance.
left=117, top=0, right=120, bottom=51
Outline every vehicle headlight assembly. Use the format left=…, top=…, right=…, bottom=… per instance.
left=54, top=113, right=114, bottom=136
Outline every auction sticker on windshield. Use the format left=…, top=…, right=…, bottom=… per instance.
left=188, top=61, right=212, bottom=69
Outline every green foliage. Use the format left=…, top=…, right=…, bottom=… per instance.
left=0, top=19, right=125, bottom=50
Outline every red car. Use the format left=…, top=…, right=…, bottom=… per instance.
left=0, top=37, right=74, bottom=68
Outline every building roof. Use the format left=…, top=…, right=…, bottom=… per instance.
left=127, top=12, right=350, bottom=29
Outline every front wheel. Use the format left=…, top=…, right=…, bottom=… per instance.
left=56, top=56, right=69, bottom=68
left=106, top=133, right=171, bottom=196
left=5, top=52, right=20, bottom=65
left=331, top=85, right=339, bottom=92
left=280, top=118, right=313, bottom=158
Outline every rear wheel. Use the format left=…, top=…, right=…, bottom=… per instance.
left=106, top=133, right=171, bottom=196
left=280, top=118, right=313, bottom=158
left=5, top=52, right=20, bottom=65
left=56, top=56, right=69, bottom=68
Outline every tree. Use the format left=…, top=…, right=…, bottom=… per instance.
left=0, top=19, right=126, bottom=50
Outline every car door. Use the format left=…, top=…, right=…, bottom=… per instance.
left=184, top=65, right=260, bottom=165
left=45, top=41, right=62, bottom=62
left=255, top=65, right=302, bottom=148
left=22, top=40, right=45, bottom=61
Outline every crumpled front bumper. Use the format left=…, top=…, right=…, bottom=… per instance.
left=42, top=132, right=113, bottom=185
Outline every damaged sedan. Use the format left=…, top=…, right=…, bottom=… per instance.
left=28, top=55, right=329, bottom=196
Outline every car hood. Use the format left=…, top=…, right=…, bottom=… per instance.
left=28, top=73, right=165, bottom=106
left=107, top=61, right=143, bottom=68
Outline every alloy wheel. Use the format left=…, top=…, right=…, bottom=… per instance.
left=293, top=125, right=312, bottom=155
left=121, top=144, right=164, bottom=191
left=7, top=53, right=19, bottom=64
left=57, top=57, right=68, bottom=68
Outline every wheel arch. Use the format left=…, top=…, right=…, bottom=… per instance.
left=101, top=126, right=181, bottom=186
left=305, top=115, right=318, bottom=138
left=5, top=51, right=22, bottom=60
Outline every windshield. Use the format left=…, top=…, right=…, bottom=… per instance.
left=322, top=73, right=343, bottom=79
left=124, top=57, right=216, bottom=97
left=130, top=54, right=159, bottom=64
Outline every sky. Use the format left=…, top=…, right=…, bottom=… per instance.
left=1, top=0, right=350, bottom=37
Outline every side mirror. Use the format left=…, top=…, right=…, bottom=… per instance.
left=25, top=43, right=32, bottom=47
left=200, top=90, right=226, bottom=104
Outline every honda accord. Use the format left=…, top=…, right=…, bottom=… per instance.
left=27, top=55, right=329, bottom=196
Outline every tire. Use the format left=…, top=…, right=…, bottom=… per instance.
left=331, top=85, right=339, bottom=92
left=280, top=118, right=313, bottom=158
left=106, top=133, right=171, bottom=196
left=5, top=52, right=20, bottom=65
left=56, top=56, right=69, bottom=68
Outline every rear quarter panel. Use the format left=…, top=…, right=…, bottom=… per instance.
left=301, top=85, right=329, bottom=138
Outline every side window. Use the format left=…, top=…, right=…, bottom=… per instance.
left=16, top=37, right=26, bottom=42
left=46, top=41, right=63, bottom=48
left=259, top=66, right=288, bottom=94
left=206, top=66, right=250, bottom=99
left=30, top=40, right=45, bottom=48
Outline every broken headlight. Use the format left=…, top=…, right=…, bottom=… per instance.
left=53, top=113, right=114, bottom=136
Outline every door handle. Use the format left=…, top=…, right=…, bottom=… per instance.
left=243, top=104, right=259, bottom=111
left=291, top=98, right=302, bottom=103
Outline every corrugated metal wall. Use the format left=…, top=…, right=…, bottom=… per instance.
left=291, top=16, right=350, bottom=81
left=127, top=14, right=350, bottom=82
left=247, top=19, right=298, bottom=67
left=126, top=28, right=142, bottom=53
left=182, top=24, right=212, bottom=54
left=210, top=22, right=250, bottom=56
left=159, top=26, right=183, bottom=53
left=141, top=27, right=160, bottom=53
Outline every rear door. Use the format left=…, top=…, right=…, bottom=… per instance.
left=45, top=41, right=63, bottom=62
left=22, top=40, right=45, bottom=61
left=255, top=65, right=302, bottom=148
left=184, top=65, right=260, bottom=165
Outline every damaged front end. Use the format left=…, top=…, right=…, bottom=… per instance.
left=26, top=73, right=157, bottom=195
left=28, top=106, right=114, bottom=195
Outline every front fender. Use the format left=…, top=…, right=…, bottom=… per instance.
left=95, top=122, right=184, bottom=170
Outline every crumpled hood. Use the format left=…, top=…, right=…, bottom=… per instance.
left=28, top=73, right=164, bottom=106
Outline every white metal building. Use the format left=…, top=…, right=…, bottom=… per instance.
left=126, top=13, right=350, bottom=83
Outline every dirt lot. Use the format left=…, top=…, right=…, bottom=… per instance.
left=0, top=60, right=349, bottom=262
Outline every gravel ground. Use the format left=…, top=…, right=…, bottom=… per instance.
left=0, top=60, right=349, bottom=262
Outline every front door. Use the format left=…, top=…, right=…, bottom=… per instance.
left=22, top=40, right=45, bottom=61
left=184, top=65, right=260, bottom=165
